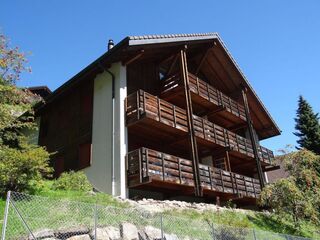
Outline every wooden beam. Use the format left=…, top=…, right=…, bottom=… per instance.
left=195, top=48, right=211, bottom=75
left=180, top=46, right=202, bottom=197
left=225, top=150, right=231, bottom=172
left=241, top=88, right=265, bottom=189
left=263, top=165, right=281, bottom=172
left=164, top=134, right=188, bottom=147
left=166, top=53, right=179, bottom=77
left=228, top=123, right=247, bottom=132
left=206, top=106, right=227, bottom=118
left=122, top=50, right=144, bottom=66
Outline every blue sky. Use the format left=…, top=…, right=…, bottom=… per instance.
left=1, top=1, right=320, bottom=152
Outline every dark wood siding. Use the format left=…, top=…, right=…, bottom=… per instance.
left=38, top=80, right=94, bottom=177
left=127, top=61, right=159, bottom=95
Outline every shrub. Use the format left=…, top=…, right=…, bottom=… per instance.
left=52, top=171, right=92, bottom=192
left=0, top=145, right=51, bottom=196
left=259, top=149, right=320, bottom=227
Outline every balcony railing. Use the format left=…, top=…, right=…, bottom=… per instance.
left=125, top=90, right=275, bottom=165
left=127, top=148, right=261, bottom=198
left=161, top=72, right=247, bottom=122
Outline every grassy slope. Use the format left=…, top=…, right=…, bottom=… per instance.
left=0, top=182, right=318, bottom=239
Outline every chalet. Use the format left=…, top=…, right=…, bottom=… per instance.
left=35, top=33, right=280, bottom=204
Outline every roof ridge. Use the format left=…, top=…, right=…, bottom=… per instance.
left=128, top=32, right=219, bottom=40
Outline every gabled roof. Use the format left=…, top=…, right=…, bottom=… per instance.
left=37, top=33, right=280, bottom=139
left=128, top=33, right=218, bottom=45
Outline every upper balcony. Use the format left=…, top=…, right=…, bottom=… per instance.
left=125, top=90, right=275, bottom=167
left=161, top=72, right=246, bottom=128
left=127, top=147, right=261, bottom=200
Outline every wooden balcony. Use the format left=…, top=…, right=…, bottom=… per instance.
left=127, top=148, right=261, bottom=199
left=125, top=90, right=275, bottom=166
left=161, top=72, right=246, bottom=128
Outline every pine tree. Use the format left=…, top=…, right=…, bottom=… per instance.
left=294, top=95, right=320, bottom=155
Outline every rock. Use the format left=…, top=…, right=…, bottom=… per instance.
left=143, top=226, right=162, bottom=240
left=138, top=230, right=148, bottom=240
left=66, top=234, right=91, bottom=240
left=164, top=233, right=179, bottom=240
left=55, top=226, right=89, bottom=239
left=105, top=226, right=120, bottom=240
left=120, top=222, right=139, bottom=240
left=90, top=227, right=109, bottom=240
left=29, top=229, right=54, bottom=239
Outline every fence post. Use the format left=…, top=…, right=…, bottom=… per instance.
left=1, top=191, right=11, bottom=240
left=160, top=214, right=164, bottom=240
left=10, top=194, right=36, bottom=240
left=252, top=228, right=257, bottom=240
left=211, top=223, right=215, bottom=240
left=94, top=202, right=98, bottom=240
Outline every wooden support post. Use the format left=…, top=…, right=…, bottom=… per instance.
left=179, top=47, right=202, bottom=197
left=241, top=88, right=265, bottom=189
left=225, top=150, right=231, bottom=172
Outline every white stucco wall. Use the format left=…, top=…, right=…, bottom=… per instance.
left=84, top=62, right=128, bottom=198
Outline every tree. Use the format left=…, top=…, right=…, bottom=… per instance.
left=0, top=33, right=51, bottom=196
left=294, top=96, right=320, bottom=155
left=259, top=149, right=320, bottom=228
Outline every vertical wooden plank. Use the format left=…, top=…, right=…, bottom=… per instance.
left=157, top=97, right=162, bottom=122
left=178, top=157, right=182, bottom=184
left=202, top=118, right=206, bottom=140
left=230, top=169, right=235, bottom=194
left=145, top=148, right=149, bottom=178
left=138, top=148, right=142, bottom=183
left=223, top=129, right=228, bottom=148
left=213, top=124, right=217, bottom=144
left=252, top=177, right=257, bottom=198
left=161, top=152, right=165, bottom=181
left=180, top=47, right=202, bottom=197
left=208, top=166, right=213, bottom=190
left=241, top=89, right=265, bottom=189
left=234, top=173, right=239, bottom=195
left=173, top=105, right=177, bottom=128
left=142, top=90, right=146, bottom=113
left=243, top=176, right=248, bottom=197
left=136, top=91, right=140, bottom=120
left=206, top=82, right=210, bottom=102
left=225, top=150, right=231, bottom=172
left=196, top=76, right=200, bottom=95
left=220, top=169, right=225, bottom=193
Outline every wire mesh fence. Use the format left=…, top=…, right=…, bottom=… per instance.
left=1, top=191, right=316, bottom=240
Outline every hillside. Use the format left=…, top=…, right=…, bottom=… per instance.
left=0, top=180, right=319, bottom=239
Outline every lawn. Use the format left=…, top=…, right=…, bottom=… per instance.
left=0, top=181, right=319, bottom=239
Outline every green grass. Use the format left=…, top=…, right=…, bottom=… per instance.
left=0, top=181, right=319, bottom=239
left=0, top=198, right=5, bottom=230
left=166, top=209, right=320, bottom=239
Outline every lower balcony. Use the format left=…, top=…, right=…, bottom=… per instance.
left=127, top=148, right=261, bottom=201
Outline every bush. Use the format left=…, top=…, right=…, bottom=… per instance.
left=0, top=145, right=51, bottom=196
left=259, top=149, right=320, bottom=227
left=52, top=171, right=92, bottom=192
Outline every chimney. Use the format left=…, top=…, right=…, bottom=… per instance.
left=108, top=39, right=114, bottom=51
